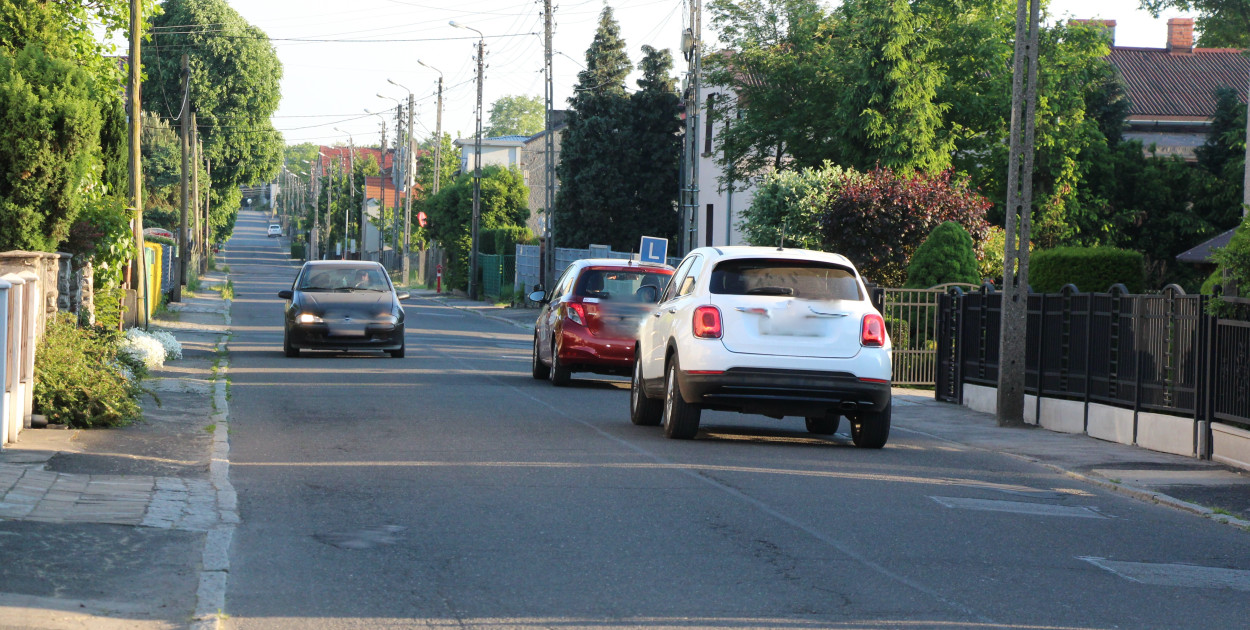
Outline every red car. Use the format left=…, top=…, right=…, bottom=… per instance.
left=530, top=259, right=675, bottom=386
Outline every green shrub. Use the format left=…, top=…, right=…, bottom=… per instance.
left=479, top=226, right=535, bottom=256
left=905, top=221, right=980, bottom=288
left=978, top=226, right=1007, bottom=284
left=290, top=242, right=305, bottom=259
left=34, top=315, right=143, bottom=428
left=884, top=315, right=910, bottom=349
left=1030, top=246, right=1145, bottom=294
left=93, top=283, right=126, bottom=330
left=1208, top=215, right=1250, bottom=314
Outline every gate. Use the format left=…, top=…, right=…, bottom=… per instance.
left=872, top=283, right=978, bottom=387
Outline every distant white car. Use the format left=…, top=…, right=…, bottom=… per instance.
left=631, top=246, right=893, bottom=447
left=267, top=224, right=282, bottom=238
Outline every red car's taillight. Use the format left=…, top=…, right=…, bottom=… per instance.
left=693, top=305, right=722, bottom=339
left=565, top=302, right=587, bottom=326
left=861, top=313, right=886, bottom=347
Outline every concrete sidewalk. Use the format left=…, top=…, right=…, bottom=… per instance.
left=0, top=270, right=235, bottom=629
left=415, top=288, right=1250, bottom=530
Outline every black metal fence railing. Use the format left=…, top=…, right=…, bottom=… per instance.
left=936, top=285, right=1250, bottom=432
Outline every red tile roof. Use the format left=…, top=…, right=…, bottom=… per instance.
left=1108, top=47, right=1249, bottom=119
left=364, top=176, right=423, bottom=202
left=318, top=146, right=394, bottom=171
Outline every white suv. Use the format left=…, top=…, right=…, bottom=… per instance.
left=631, top=246, right=892, bottom=447
left=267, top=224, right=282, bottom=238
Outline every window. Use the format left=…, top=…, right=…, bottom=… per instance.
left=705, top=204, right=714, bottom=247
left=709, top=259, right=862, bottom=301
left=678, top=255, right=706, bottom=298
left=575, top=270, right=672, bottom=302
left=703, top=94, right=716, bottom=155
left=661, top=256, right=696, bottom=303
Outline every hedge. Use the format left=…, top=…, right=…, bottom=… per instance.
left=905, top=221, right=980, bottom=288
left=1030, top=247, right=1145, bottom=294
left=480, top=225, right=535, bottom=256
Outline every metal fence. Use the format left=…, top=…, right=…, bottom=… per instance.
left=477, top=253, right=516, bottom=301
left=871, top=284, right=978, bottom=386
left=936, top=284, right=1250, bottom=433
left=515, top=244, right=684, bottom=297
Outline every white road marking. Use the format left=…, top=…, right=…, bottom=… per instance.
left=1080, top=557, right=1250, bottom=591
left=929, top=496, right=1108, bottom=518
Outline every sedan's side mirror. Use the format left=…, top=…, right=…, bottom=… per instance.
left=395, top=292, right=410, bottom=301
left=528, top=290, right=547, bottom=304
left=636, top=285, right=659, bottom=304
left=278, top=290, right=293, bottom=300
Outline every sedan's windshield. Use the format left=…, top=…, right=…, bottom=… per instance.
left=297, top=267, right=390, bottom=292
left=710, top=259, right=862, bottom=301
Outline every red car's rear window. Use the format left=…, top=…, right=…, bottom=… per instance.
left=574, top=268, right=672, bottom=302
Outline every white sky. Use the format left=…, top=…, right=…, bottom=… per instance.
left=193, top=0, right=1197, bottom=149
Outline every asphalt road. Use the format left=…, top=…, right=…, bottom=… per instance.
left=220, top=211, right=1248, bottom=630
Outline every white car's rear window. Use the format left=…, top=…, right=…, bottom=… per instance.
left=709, top=259, right=861, bottom=301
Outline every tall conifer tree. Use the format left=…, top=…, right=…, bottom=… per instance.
left=553, top=7, right=632, bottom=248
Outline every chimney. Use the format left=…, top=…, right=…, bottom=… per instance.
left=1071, top=19, right=1116, bottom=46
left=1167, top=17, right=1194, bottom=53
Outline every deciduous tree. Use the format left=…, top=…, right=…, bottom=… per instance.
left=145, top=0, right=284, bottom=241
left=485, top=95, right=544, bottom=137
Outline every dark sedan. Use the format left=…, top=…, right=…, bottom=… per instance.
left=278, top=261, right=408, bottom=358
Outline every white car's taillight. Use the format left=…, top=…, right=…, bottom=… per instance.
left=861, top=313, right=885, bottom=347
left=693, top=305, right=722, bottom=339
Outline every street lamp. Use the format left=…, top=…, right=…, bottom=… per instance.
left=333, top=127, right=356, bottom=260
left=388, top=78, right=416, bottom=287
left=417, top=59, right=445, bottom=196
left=451, top=20, right=485, bottom=300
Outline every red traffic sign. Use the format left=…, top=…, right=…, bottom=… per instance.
left=417, top=211, right=428, bottom=228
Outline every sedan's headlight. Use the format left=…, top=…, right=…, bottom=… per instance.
left=296, top=313, right=324, bottom=324
left=378, top=314, right=398, bottom=324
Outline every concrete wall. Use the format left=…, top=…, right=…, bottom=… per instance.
left=958, top=384, right=1225, bottom=466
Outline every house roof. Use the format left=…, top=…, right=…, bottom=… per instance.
left=363, top=176, right=421, bottom=202
left=1176, top=227, right=1238, bottom=264
left=318, top=146, right=394, bottom=171
left=1108, top=47, right=1249, bottom=119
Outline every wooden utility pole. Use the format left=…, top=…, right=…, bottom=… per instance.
left=127, top=0, right=148, bottom=327
left=174, top=54, right=190, bottom=302
left=191, top=114, right=200, bottom=273
left=202, top=153, right=211, bottom=274
left=997, top=0, right=1042, bottom=426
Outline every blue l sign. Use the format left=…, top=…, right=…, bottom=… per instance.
left=639, top=236, right=668, bottom=265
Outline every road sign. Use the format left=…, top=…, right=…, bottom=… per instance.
left=639, top=236, right=668, bottom=265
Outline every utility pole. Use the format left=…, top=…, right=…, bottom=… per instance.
left=451, top=20, right=485, bottom=300
left=471, top=34, right=485, bottom=300
left=311, top=156, right=321, bottom=260
left=202, top=154, right=210, bottom=274
left=681, top=0, right=703, bottom=256
left=402, top=93, right=414, bottom=285
left=1243, top=69, right=1249, bottom=218
left=175, top=54, right=190, bottom=302
left=543, top=0, right=555, bottom=289
left=191, top=112, right=200, bottom=273
left=433, top=78, right=443, bottom=196
left=127, top=0, right=147, bottom=328
left=998, top=0, right=1042, bottom=427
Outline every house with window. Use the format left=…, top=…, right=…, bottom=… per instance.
left=1094, top=18, right=1249, bottom=161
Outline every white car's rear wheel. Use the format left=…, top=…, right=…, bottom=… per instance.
left=850, top=399, right=891, bottom=449
left=662, top=358, right=701, bottom=439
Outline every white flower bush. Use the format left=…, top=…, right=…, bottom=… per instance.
left=148, top=329, right=183, bottom=361
left=119, top=328, right=183, bottom=369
